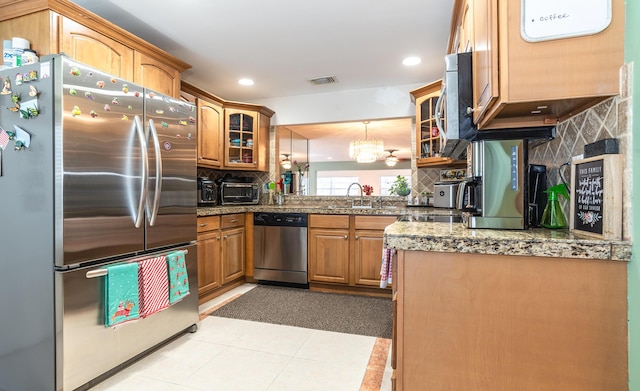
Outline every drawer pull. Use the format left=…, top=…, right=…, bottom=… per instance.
left=199, top=223, right=207, bottom=227
left=230, top=219, right=238, bottom=223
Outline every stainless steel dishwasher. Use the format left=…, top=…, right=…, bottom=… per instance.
left=253, top=212, right=308, bottom=286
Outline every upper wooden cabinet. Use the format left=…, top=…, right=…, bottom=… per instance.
left=448, top=0, right=624, bottom=130
left=0, top=0, right=190, bottom=98
left=410, top=80, right=465, bottom=168
left=133, top=52, right=181, bottom=97
left=182, top=82, right=274, bottom=172
left=197, top=98, right=224, bottom=168
left=60, top=17, right=135, bottom=81
left=222, top=103, right=274, bottom=171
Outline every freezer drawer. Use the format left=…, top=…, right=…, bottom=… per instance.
left=56, top=245, right=198, bottom=391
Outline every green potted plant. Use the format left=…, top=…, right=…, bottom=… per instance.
left=389, top=175, right=410, bottom=196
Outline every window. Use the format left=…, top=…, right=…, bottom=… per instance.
left=316, top=176, right=359, bottom=195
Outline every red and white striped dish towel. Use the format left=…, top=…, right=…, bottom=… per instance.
left=380, top=248, right=395, bottom=288
left=138, top=255, right=170, bottom=318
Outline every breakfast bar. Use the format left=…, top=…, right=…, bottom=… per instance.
left=384, top=220, right=631, bottom=391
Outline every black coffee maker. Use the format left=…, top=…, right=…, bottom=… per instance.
left=528, top=164, right=547, bottom=227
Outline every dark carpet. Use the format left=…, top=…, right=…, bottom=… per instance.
left=210, top=284, right=392, bottom=339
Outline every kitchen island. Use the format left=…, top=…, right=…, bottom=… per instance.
left=384, top=220, right=630, bottom=391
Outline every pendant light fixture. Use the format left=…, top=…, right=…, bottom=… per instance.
left=385, top=149, right=399, bottom=167
left=349, top=121, right=385, bottom=163
left=280, top=153, right=292, bottom=169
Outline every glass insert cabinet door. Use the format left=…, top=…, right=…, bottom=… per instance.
left=226, top=109, right=257, bottom=167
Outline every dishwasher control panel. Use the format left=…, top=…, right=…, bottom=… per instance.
left=254, top=212, right=308, bottom=227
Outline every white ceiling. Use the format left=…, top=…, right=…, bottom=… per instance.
left=68, top=0, right=454, bottom=162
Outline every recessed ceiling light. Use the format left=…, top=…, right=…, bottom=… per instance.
left=402, top=56, right=421, bottom=66
left=238, top=78, right=254, bottom=86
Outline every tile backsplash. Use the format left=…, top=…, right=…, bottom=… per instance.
left=413, top=63, right=632, bottom=240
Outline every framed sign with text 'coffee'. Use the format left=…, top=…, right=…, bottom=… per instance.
left=569, top=154, right=622, bottom=240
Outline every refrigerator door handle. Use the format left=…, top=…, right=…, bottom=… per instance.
left=147, top=118, right=163, bottom=226
left=134, top=115, right=149, bottom=228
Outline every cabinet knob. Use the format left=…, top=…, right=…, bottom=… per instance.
left=217, top=236, right=221, bottom=240
left=466, top=106, right=475, bottom=115
left=344, top=235, right=348, bottom=240
left=224, top=235, right=228, bottom=239
left=355, top=235, right=359, bottom=240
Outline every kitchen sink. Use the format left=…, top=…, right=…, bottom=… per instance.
left=397, top=214, right=462, bottom=223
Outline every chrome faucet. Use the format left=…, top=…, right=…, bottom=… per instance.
left=347, top=183, right=371, bottom=208
left=347, top=183, right=363, bottom=198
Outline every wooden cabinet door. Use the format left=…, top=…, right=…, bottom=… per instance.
left=197, top=230, right=221, bottom=296
left=224, top=109, right=258, bottom=170
left=256, top=112, right=270, bottom=172
left=471, top=0, right=498, bottom=124
left=353, top=229, right=386, bottom=287
left=60, top=17, right=134, bottom=81
left=197, top=98, right=223, bottom=168
left=134, top=51, right=181, bottom=97
left=222, top=227, right=245, bottom=284
left=308, top=228, right=350, bottom=284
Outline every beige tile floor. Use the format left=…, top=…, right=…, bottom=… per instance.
left=89, top=284, right=393, bottom=391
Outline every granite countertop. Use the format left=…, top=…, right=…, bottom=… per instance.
left=197, top=205, right=631, bottom=262
left=384, top=221, right=632, bottom=261
left=197, top=205, right=445, bottom=217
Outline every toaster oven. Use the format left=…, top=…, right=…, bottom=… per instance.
left=219, top=182, right=260, bottom=205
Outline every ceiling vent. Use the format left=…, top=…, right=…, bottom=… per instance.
left=307, top=76, right=338, bottom=85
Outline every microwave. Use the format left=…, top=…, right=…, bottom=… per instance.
left=219, top=182, right=260, bottom=205
left=436, top=52, right=477, bottom=160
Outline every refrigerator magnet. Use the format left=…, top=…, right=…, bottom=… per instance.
left=0, top=127, right=10, bottom=150
left=13, top=125, right=31, bottom=149
left=28, top=85, right=38, bottom=97
left=1, top=77, right=11, bottom=94
left=15, top=73, right=23, bottom=86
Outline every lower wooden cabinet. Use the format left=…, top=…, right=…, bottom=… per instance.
left=196, top=213, right=245, bottom=304
left=196, top=216, right=222, bottom=299
left=308, top=214, right=397, bottom=288
left=221, top=214, right=246, bottom=284
left=394, top=250, right=628, bottom=390
left=308, top=226, right=350, bottom=284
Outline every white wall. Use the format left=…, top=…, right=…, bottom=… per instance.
left=249, top=82, right=423, bottom=126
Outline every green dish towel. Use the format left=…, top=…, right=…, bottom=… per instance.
left=104, top=262, right=140, bottom=327
left=167, top=251, right=190, bottom=304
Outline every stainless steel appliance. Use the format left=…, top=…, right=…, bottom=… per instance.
left=253, top=212, right=308, bottom=285
left=433, top=182, right=460, bottom=208
left=219, top=181, right=260, bottom=205
left=456, top=139, right=527, bottom=229
left=0, top=56, right=198, bottom=391
left=435, top=52, right=477, bottom=160
left=198, top=177, right=217, bottom=206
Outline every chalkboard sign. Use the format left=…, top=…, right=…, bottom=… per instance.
left=521, top=0, right=612, bottom=42
left=569, top=155, right=621, bottom=240
left=573, top=159, right=604, bottom=234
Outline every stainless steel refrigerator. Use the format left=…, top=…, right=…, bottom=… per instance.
left=0, top=55, right=199, bottom=391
